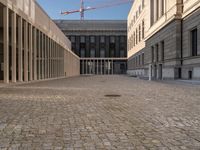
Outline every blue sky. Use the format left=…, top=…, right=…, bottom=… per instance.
left=37, top=0, right=133, bottom=20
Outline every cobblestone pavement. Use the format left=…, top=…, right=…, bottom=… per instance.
left=0, top=75, right=200, bottom=150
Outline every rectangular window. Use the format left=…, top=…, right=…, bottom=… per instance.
left=80, top=36, right=85, bottom=43
left=90, top=36, right=95, bottom=43
left=110, top=36, right=115, bottom=43
left=151, top=46, right=154, bottom=63
left=80, top=48, right=85, bottom=57
left=120, top=36, right=125, bottom=43
left=191, top=28, right=198, bottom=56
left=156, top=44, right=159, bottom=62
left=161, top=41, right=164, bottom=61
left=120, top=50, right=125, bottom=57
left=90, top=48, right=95, bottom=57
left=100, top=48, right=105, bottom=58
left=142, top=53, right=144, bottom=65
left=142, top=20, right=145, bottom=39
left=70, top=36, right=75, bottom=43
left=100, top=36, right=105, bottom=43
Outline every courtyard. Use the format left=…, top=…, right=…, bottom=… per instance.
left=0, top=76, right=200, bottom=150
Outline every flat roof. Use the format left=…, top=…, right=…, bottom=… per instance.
left=54, top=20, right=127, bottom=31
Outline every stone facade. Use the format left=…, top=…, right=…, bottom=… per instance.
left=0, top=0, right=80, bottom=83
left=127, top=0, right=200, bottom=80
left=55, top=20, right=127, bottom=75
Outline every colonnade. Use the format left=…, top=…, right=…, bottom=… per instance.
left=80, top=59, right=114, bottom=75
left=1, top=5, right=79, bottom=83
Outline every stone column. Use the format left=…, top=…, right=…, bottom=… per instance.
left=11, top=12, right=16, bottom=83
left=3, top=7, right=9, bottom=83
left=18, top=16, right=23, bottom=82
left=24, top=21, right=28, bottom=82
left=33, top=28, right=37, bottom=80
left=29, top=24, right=33, bottom=81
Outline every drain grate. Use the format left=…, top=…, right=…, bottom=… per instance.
left=104, top=94, right=121, bottom=98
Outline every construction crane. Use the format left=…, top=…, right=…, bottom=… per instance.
left=61, top=0, right=134, bottom=20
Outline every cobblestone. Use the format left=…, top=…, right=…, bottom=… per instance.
left=0, top=76, right=200, bottom=149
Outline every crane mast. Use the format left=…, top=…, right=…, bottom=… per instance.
left=80, top=0, right=84, bottom=20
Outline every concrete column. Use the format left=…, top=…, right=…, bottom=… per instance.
left=112, top=60, right=114, bottom=75
left=33, top=28, right=37, bottom=80
left=97, top=59, right=99, bottom=75
left=101, top=59, right=102, bottom=75
left=44, top=35, right=46, bottom=79
left=18, top=16, right=23, bottom=82
left=11, top=12, right=16, bottom=83
left=24, top=21, right=28, bottom=82
left=38, top=31, right=41, bottom=80
left=53, top=42, right=56, bottom=78
left=3, top=7, right=9, bottom=83
left=29, top=24, right=33, bottom=81
left=48, top=38, right=50, bottom=78
left=42, top=34, right=44, bottom=79
left=104, top=59, right=106, bottom=75
left=55, top=43, right=58, bottom=78
left=49, top=39, right=51, bottom=78
left=86, top=60, right=88, bottom=75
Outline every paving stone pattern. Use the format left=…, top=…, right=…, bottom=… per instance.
left=0, top=76, right=200, bottom=150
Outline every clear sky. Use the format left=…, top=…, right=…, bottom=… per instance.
left=36, top=0, right=133, bottom=20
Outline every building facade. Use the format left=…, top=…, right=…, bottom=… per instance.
left=55, top=20, right=127, bottom=75
left=0, top=0, right=80, bottom=83
left=127, top=0, right=200, bottom=80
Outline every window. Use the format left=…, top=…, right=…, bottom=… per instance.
left=133, top=32, right=135, bottom=46
left=90, top=48, right=95, bottom=57
left=90, top=36, right=95, bottom=43
left=142, top=53, right=144, bottom=65
left=191, top=28, right=198, bottom=56
left=156, top=44, right=159, bottom=62
left=142, top=0, right=145, bottom=9
left=150, top=0, right=154, bottom=26
left=100, top=48, right=105, bottom=58
left=70, top=36, right=75, bottom=43
left=151, top=46, right=154, bottom=62
left=80, top=36, right=85, bottom=43
left=100, top=36, right=105, bottom=43
left=161, top=0, right=164, bottom=16
left=120, top=36, right=125, bottom=43
left=139, top=55, right=141, bottom=65
left=120, top=50, right=125, bottom=57
left=139, top=6, right=141, bottom=14
left=139, top=25, right=141, bottom=42
left=161, top=41, right=164, bottom=61
left=80, top=48, right=85, bottom=57
left=110, top=49, right=115, bottom=57
left=142, top=20, right=145, bottom=39
left=110, top=36, right=115, bottom=43
left=136, top=29, right=138, bottom=44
